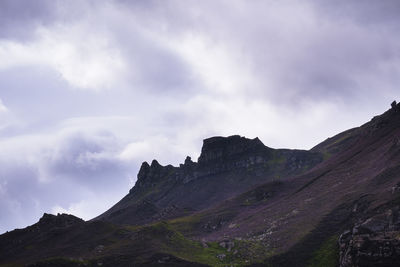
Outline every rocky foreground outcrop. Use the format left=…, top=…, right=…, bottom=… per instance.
left=339, top=205, right=400, bottom=267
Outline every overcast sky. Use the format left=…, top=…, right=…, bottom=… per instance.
left=0, top=0, right=399, bottom=233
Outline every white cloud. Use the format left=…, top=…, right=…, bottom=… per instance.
left=167, top=34, right=256, bottom=96
left=0, top=98, right=7, bottom=112
left=51, top=192, right=120, bottom=220
left=0, top=23, right=125, bottom=91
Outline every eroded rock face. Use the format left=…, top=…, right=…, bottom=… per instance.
left=196, top=135, right=272, bottom=177
left=99, top=135, right=323, bottom=225
left=38, top=213, right=84, bottom=229
left=198, top=135, right=266, bottom=163
left=131, top=159, right=175, bottom=191
left=132, top=135, right=323, bottom=190
left=339, top=208, right=400, bottom=267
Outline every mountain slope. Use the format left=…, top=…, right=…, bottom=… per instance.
left=1, top=102, right=400, bottom=267
left=168, top=101, right=400, bottom=266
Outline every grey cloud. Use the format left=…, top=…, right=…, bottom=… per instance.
left=0, top=0, right=57, bottom=40
left=46, top=132, right=126, bottom=188
left=314, top=0, right=400, bottom=26
left=113, top=29, right=195, bottom=94
left=0, top=0, right=97, bottom=41
left=113, top=0, right=400, bottom=105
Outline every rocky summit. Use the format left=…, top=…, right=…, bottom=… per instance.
left=95, top=135, right=323, bottom=225
left=1, top=102, right=400, bottom=266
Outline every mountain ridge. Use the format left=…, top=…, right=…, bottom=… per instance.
left=1, top=102, right=400, bottom=266
left=94, top=134, right=323, bottom=225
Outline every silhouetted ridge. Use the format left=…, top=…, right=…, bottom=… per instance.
left=133, top=136, right=272, bottom=189
left=97, top=135, right=323, bottom=225
left=312, top=100, right=400, bottom=158
left=37, top=213, right=84, bottom=230
left=198, top=135, right=268, bottom=164
left=133, top=160, right=175, bottom=190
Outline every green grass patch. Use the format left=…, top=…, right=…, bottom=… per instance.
left=141, top=221, right=250, bottom=266
left=267, top=151, right=286, bottom=166
left=28, top=257, right=89, bottom=266
left=307, top=235, right=339, bottom=267
left=234, top=239, right=273, bottom=263
left=169, top=212, right=204, bottom=234
left=322, top=151, right=332, bottom=161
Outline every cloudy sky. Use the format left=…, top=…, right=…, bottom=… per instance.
left=0, top=0, right=399, bottom=233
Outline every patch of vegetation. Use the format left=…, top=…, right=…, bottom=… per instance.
left=169, top=213, right=204, bottom=234
left=25, top=244, right=34, bottom=250
left=322, top=151, right=332, bottom=161
left=27, top=257, right=89, bottom=266
left=266, top=151, right=286, bottom=168
left=307, top=235, right=339, bottom=267
left=239, top=181, right=282, bottom=207
left=326, top=133, right=352, bottom=148
left=142, top=221, right=249, bottom=266
left=235, top=239, right=273, bottom=264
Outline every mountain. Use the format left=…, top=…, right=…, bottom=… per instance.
left=95, top=135, right=323, bottom=225
left=1, top=102, right=400, bottom=267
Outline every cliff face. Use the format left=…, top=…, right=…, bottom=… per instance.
left=133, top=135, right=321, bottom=187
left=97, top=135, right=323, bottom=225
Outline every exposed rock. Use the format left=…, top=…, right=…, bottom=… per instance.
left=392, top=182, right=400, bottom=194
left=391, top=100, right=397, bottom=109
left=179, top=156, right=199, bottom=184
left=217, top=253, right=226, bottom=260
left=157, top=255, right=170, bottom=263
left=95, top=245, right=105, bottom=253
left=201, top=239, right=208, bottom=248
left=339, top=208, right=400, bottom=267
left=198, top=135, right=266, bottom=164
left=38, top=213, right=84, bottom=229
left=196, top=136, right=271, bottom=176
left=131, top=135, right=323, bottom=192
left=137, top=161, right=150, bottom=181
left=185, top=156, right=194, bottom=165
left=131, top=160, right=175, bottom=191
left=219, top=240, right=235, bottom=252
left=390, top=100, right=400, bottom=113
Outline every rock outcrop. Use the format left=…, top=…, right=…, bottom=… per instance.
left=130, top=160, right=175, bottom=192
left=38, top=213, right=84, bottom=230
left=97, top=135, right=323, bottom=225
left=339, top=207, right=400, bottom=267
left=133, top=135, right=322, bottom=189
